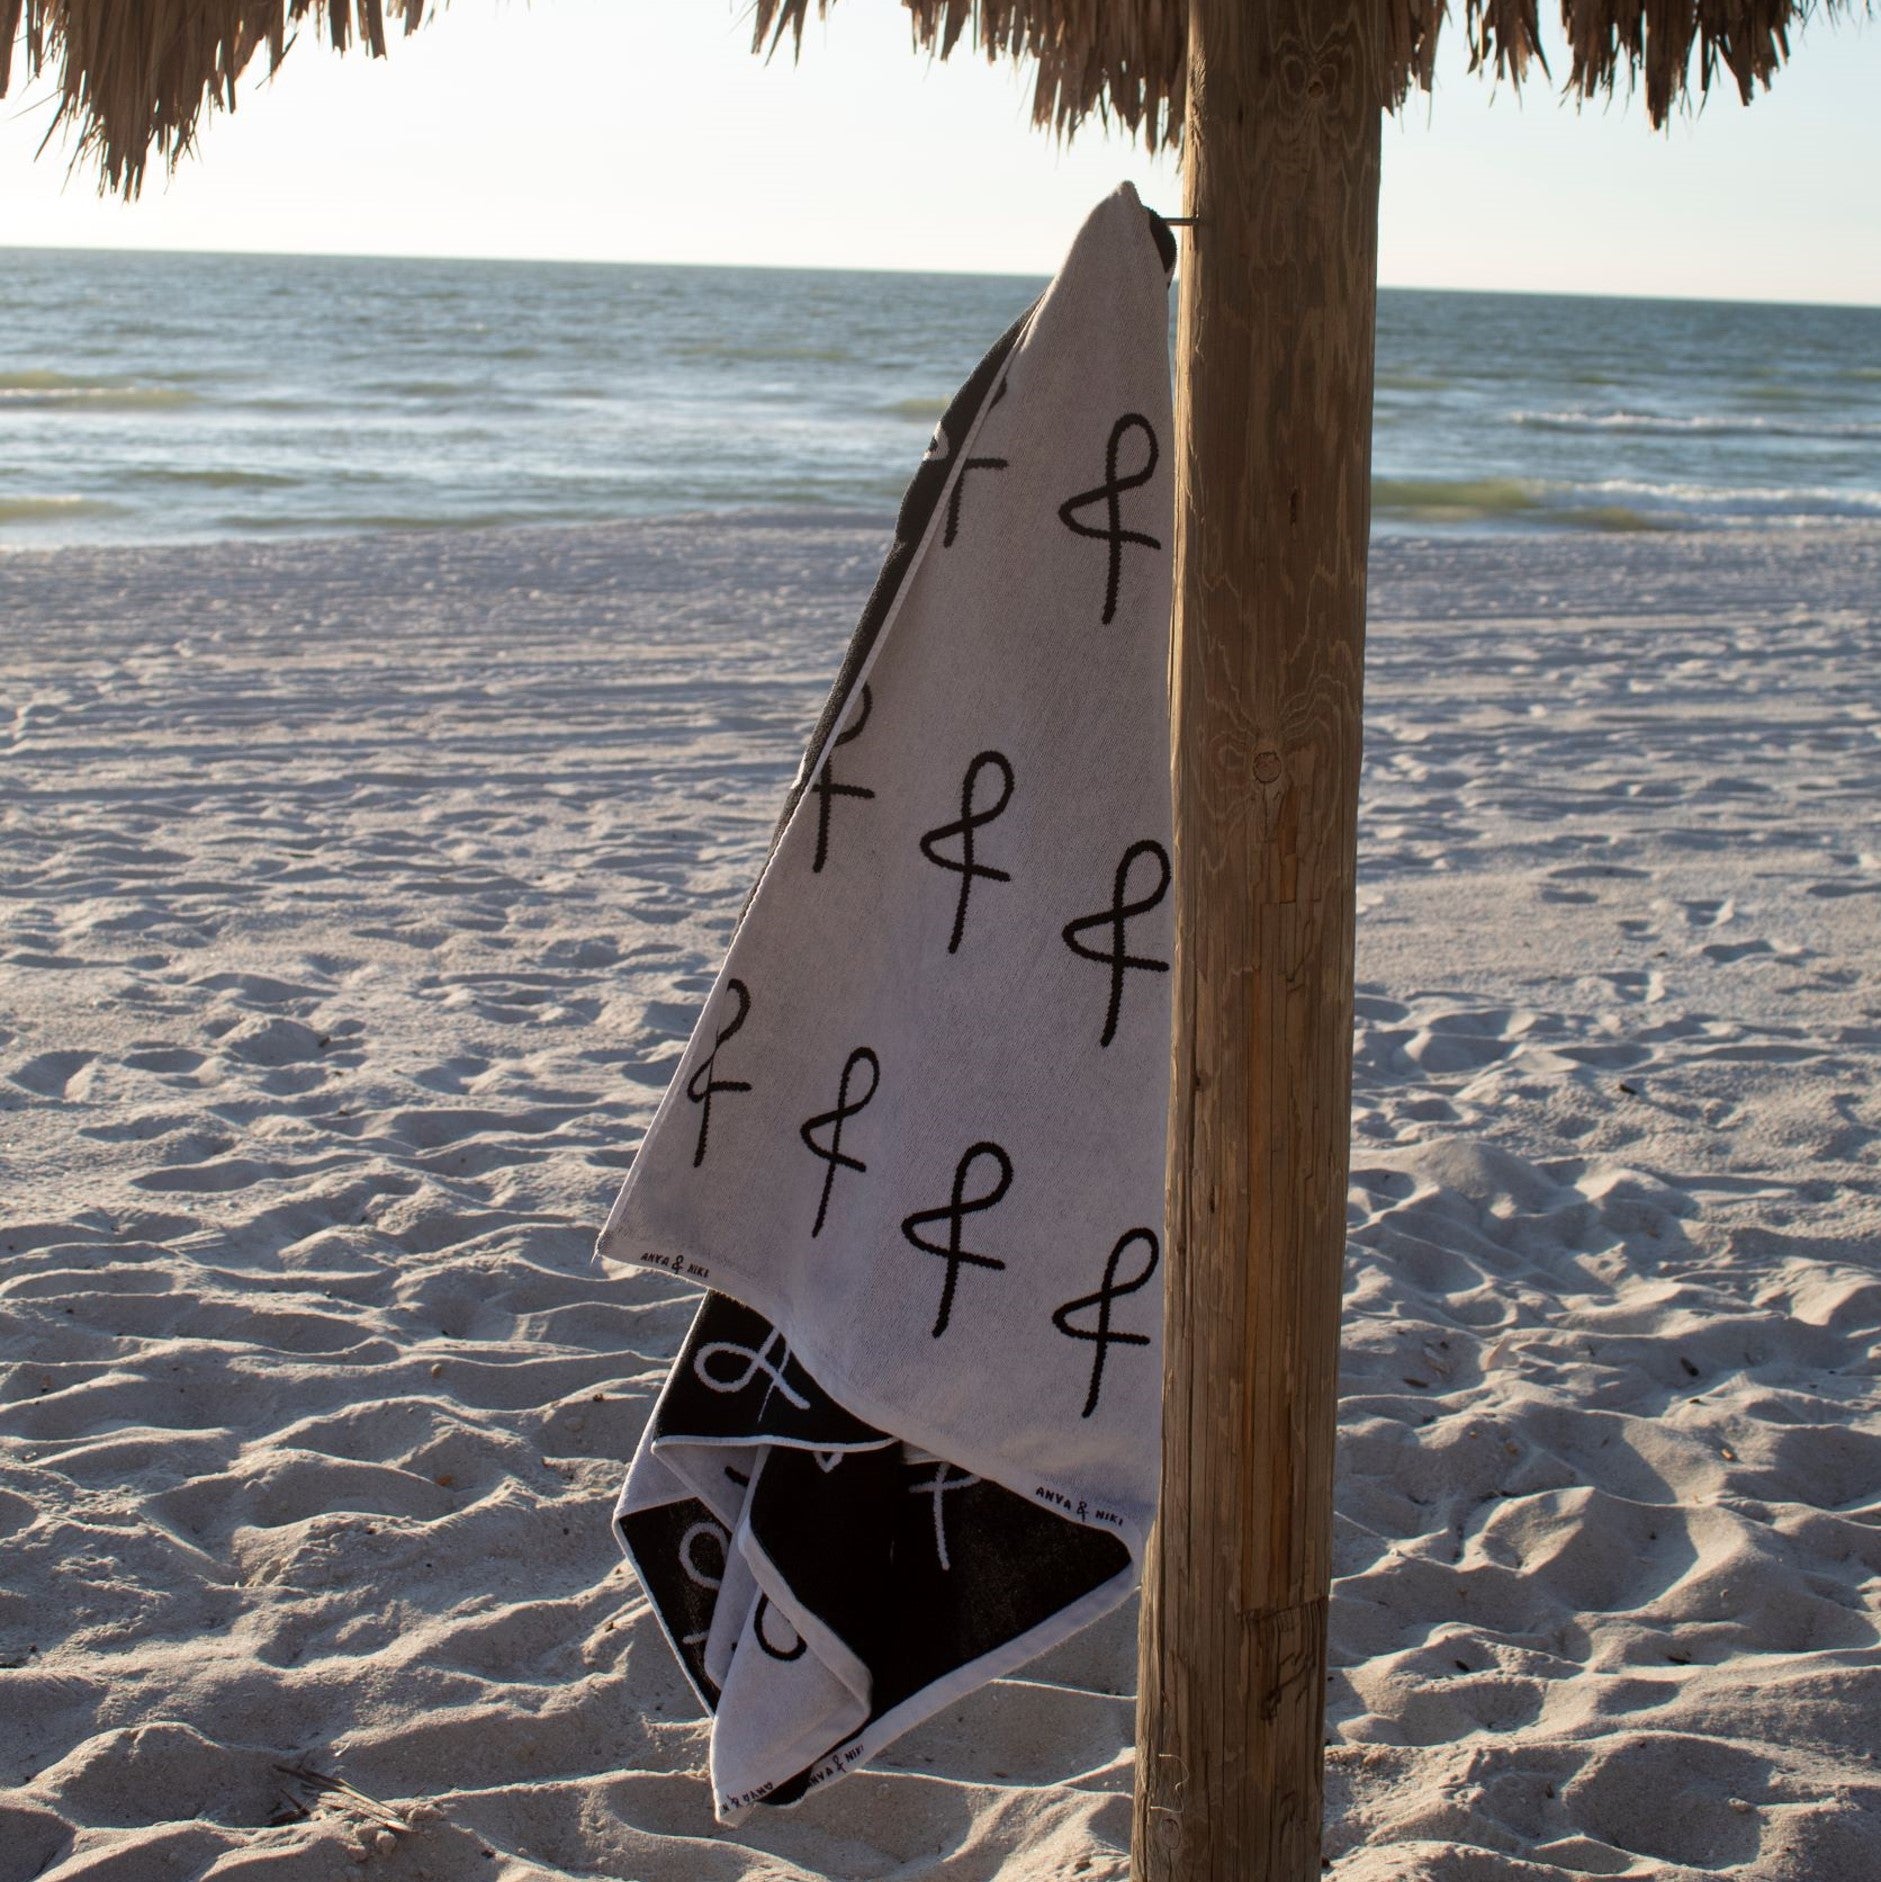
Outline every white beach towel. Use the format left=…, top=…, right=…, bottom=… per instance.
left=598, top=183, right=1176, bottom=1821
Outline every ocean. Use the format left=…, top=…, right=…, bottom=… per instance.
left=2, top=247, right=1877, bottom=547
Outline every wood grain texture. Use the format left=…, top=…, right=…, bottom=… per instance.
left=1133, top=0, right=1382, bottom=1873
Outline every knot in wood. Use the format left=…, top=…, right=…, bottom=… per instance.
left=1274, top=20, right=1371, bottom=144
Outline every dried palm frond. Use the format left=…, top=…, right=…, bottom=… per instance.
left=0, top=0, right=1860, bottom=197
left=0, top=0, right=428, bottom=193
left=754, top=0, right=1855, bottom=138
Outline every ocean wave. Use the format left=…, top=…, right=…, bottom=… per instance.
left=675, top=341, right=853, bottom=366
left=1512, top=408, right=1881, bottom=441
left=1373, top=477, right=1540, bottom=520
left=355, top=379, right=477, bottom=400
left=1373, top=472, right=1881, bottom=532
left=1372, top=478, right=1668, bottom=533
left=1375, top=372, right=1451, bottom=393
left=126, top=467, right=305, bottom=490
left=0, top=372, right=199, bottom=412
left=0, top=494, right=120, bottom=524
left=1582, top=477, right=1881, bottom=518
left=226, top=506, right=632, bottom=533
left=1551, top=505, right=1671, bottom=533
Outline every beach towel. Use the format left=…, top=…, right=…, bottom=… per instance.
left=597, top=182, right=1177, bottom=1822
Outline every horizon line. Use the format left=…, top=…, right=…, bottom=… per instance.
left=2, top=237, right=1878, bottom=314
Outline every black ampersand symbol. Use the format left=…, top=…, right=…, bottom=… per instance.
left=944, top=455, right=1010, bottom=546
left=811, top=684, right=875, bottom=874
left=918, top=751, right=1014, bottom=954
left=685, top=978, right=751, bottom=1168
left=1052, top=1228, right=1160, bottom=1418
left=1057, top=414, right=1162, bottom=625
left=799, top=1046, right=880, bottom=1237
left=900, top=1142, right=1013, bottom=1339
left=1061, top=839, right=1171, bottom=1047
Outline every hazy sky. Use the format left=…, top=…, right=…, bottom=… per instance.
left=2, top=0, right=1876, bottom=303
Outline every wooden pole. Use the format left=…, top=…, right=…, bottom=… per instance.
left=1133, top=0, right=1382, bottom=1872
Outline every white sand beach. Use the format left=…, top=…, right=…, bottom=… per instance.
left=2, top=516, right=1878, bottom=1880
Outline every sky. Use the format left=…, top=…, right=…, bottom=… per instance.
left=1, top=0, right=1877, bottom=304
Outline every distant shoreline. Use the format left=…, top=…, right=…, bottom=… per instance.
left=7, top=507, right=1881, bottom=568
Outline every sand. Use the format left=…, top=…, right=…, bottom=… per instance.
left=2, top=517, right=1877, bottom=1881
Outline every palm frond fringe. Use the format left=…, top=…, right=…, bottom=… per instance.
left=0, top=0, right=1857, bottom=195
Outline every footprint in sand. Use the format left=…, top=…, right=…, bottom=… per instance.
left=7, top=1050, right=96, bottom=1098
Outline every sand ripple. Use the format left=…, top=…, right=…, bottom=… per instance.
left=2, top=520, right=1877, bottom=1878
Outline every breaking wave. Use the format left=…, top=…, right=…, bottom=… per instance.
left=1512, top=408, right=1881, bottom=441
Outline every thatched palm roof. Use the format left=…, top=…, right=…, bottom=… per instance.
left=1, top=0, right=427, bottom=191
left=0, top=0, right=1852, bottom=194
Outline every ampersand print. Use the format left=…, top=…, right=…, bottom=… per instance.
left=1061, top=839, right=1170, bottom=1047
left=943, top=455, right=1010, bottom=546
left=900, top=1142, right=1014, bottom=1338
left=694, top=1325, right=813, bottom=1415
left=811, top=684, right=876, bottom=874
left=677, top=1517, right=729, bottom=1649
left=1051, top=1228, right=1160, bottom=1418
left=680, top=1520, right=727, bottom=1591
left=907, top=1459, right=981, bottom=1571
left=605, top=201, right=1179, bottom=1806
left=1057, top=413, right=1162, bottom=625
left=686, top=978, right=752, bottom=1167
left=918, top=751, right=1014, bottom=954
left=799, top=1046, right=880, bottom=1237
left=753, top=1594, right=807, bottom=1662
